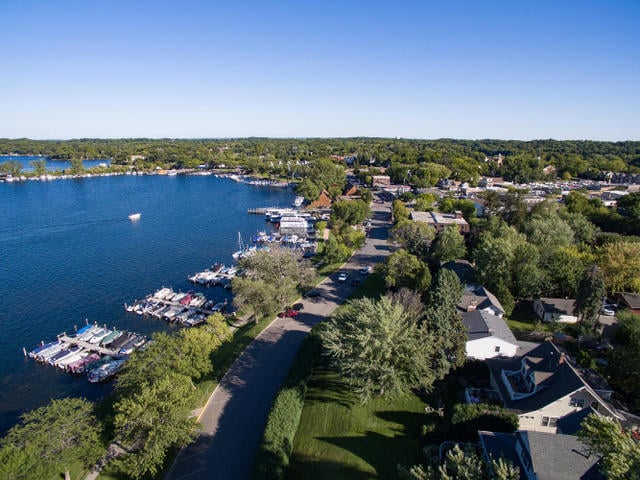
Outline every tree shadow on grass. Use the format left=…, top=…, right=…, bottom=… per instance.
left=287, top=455, right=377, bottom=480
left=314, top=431, right=422, bottom=480
left=303, top=366, right=356, bottom=409
left=374, top=410, right=428, bottom=438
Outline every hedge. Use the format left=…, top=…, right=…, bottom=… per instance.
left=252, top=330, right=321, bottom=480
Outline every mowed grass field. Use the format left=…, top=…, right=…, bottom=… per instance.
left=287, top=365, right=426, bottom=480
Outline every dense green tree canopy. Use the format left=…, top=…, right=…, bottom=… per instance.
left=0, top=398, right=104, bottom=480
left=320, top=296, right=436, bottom=402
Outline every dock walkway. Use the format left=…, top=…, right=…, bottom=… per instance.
left=58, top=335, right=124, bottom=359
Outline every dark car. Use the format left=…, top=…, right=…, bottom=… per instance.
left=292, top=303, right=304, bottom=311
left=304, top=289, right=321, bottom=298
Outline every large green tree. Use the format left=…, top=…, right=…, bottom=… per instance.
left=114, top=373, right=198, bottom=479
left=597, top=241, right=640, bottom=293
left=575, top=265, right=606, bottom=331
left=379, top=249, right=432, bottom=292
left=320, top=296, right=436, bottom=401
left=422, top=269, right=466, bottom=379
left=391, top=220, right=436, bottom=260
left=0, top=398, right=104, bottom=480
left=234, top=247, right=315, bottom=315
left=578, top=414, right=640, bottom=480
left=430, top=225, right=467, bottom=264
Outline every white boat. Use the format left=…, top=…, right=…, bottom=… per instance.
left=128, top=213, right=141, bottom=221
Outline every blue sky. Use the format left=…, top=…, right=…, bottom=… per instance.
left=1, top=0, right=638, bottom=140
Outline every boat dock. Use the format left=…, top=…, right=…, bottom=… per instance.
left=248, top=207, right=272, bottom=214
left=58, top=334, right=124, bottom=359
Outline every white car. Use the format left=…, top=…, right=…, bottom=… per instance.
left=360, top=266, right=372, bottom=274
left=338, top=272, right=349, bottom=282
left=601, top=304, right=615, bottom=316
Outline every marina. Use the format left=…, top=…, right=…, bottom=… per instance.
left=125, top=287, right=228, bottom=325
left=26, top=322, right=147, bottom=383
left=1, top=173, right=294, bottom=435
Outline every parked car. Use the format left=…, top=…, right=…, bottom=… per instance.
left=338, top=272, right=349, bottom=282
left=601, top=303, right=615, bottom=316
left=277, top=308, right=299, bottom=318
left=360, top=266, right=372, bottom=274
left=304, top=288, right=321, bottom=297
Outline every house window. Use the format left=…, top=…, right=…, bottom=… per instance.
left=541, top=416, right=559, bottom=427
left=570, top=398, right=585, bottom=408
left=495, top=346, right=501, bottom=353
left=591, top=402, right=599, bottom=411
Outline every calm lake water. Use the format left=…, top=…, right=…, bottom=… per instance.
left=0, top=174, right=294, bottom=435
left=0, top=155, right=111, bottom=172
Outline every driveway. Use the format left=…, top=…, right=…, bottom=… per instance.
left=165, top=201, right=392, bottom=480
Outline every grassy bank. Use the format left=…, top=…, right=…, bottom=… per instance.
left=287, top=364, right=426, bottom=480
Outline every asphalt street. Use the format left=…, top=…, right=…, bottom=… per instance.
left=165, top=200, right=393, bottom=480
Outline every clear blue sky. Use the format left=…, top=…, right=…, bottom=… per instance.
left=1, top=0, right=638, bottom=140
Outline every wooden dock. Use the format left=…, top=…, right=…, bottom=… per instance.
left=58, top=335, right=124, bottom=359
left=247, top=207, right=272, bottom=214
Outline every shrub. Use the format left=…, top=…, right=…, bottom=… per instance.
left=450, top=403, right=519, bottom=441
left=252, top=332, right=321, bottom=480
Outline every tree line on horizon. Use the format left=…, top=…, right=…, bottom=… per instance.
left=1, top=137, right=639, bottom=184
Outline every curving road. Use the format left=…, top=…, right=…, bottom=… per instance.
left=165, top=200, right=393, bottom=480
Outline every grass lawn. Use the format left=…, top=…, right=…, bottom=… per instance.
left=506, top=301, right=551, bottom=334
left=288, top=365, right=426, bottom=480
left=350, top=272, right=386, bottom=300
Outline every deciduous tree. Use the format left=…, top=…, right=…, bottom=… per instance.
left=114, top=373, right=198, bottom=479
left=0, top=398, right=103, bottom=480
left=578, top=414, right=640, bottom=480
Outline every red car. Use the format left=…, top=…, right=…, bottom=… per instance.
left=278, top=308, right=299, bottom=318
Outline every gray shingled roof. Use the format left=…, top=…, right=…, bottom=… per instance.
left=459, top=285, right=505, bottom=316
left=486, top=342, right=589, bottom=414
left=462, top=309, right=518, bottom=346
left=480, top=430, right=602, bottom=480
left=537, top=298, right=576, bottom=316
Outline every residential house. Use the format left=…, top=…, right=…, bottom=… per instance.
left=459, top=285, right=506, bottom=318
left=533, top=298, right=578, bottom=324
left=410, top=210, right=470, bottom=233
left=614, top=292, right=640, bottom=314
left=371, top=175, right=391, bottom=188
left=479, top=430, right=602, bottom=480
left=486, top=342, right=622, bottom=434
left=308, top=190, right=332, bottom=209
left=462, top=309, right=519, bottom=360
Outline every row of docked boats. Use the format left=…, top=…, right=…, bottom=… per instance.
left=27, top=323, right=146, bottom=383
left=125, top=287, right=227, bottom=326
left=188, top=262, right=239, bottom=287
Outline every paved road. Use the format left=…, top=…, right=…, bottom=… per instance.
left=165, top=201, right=393, bottom=480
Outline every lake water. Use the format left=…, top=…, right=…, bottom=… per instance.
left=0, top=155, right=111, bottom=172
left=0, top=174, right=294, bottom=435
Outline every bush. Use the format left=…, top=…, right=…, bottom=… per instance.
left=252, top=332, right=322, bottom=480
left=450, top=403, right=518, bottom=441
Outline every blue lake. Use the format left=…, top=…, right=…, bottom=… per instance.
left=0, top=174, right=294, bottom=435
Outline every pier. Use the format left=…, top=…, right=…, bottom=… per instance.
left=58, top=334, right=125, bottom=359
left=248, top=207, right=273, bottom=214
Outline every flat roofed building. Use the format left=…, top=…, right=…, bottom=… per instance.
left=410, top=210, right=469, bottom=233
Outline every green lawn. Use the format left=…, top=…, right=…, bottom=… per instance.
left=288, top=366, right=426, bottom=480
left=506, top=302, right=551, bottom=334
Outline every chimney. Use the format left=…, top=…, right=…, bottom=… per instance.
left=467, top=298, right=477, bottom=312
left=454, top=210, right=463, bottom=219
left=559, top=353, right=566, bottom=365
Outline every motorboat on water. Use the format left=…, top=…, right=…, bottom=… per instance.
left=128, top=213, right=141, bottom=221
